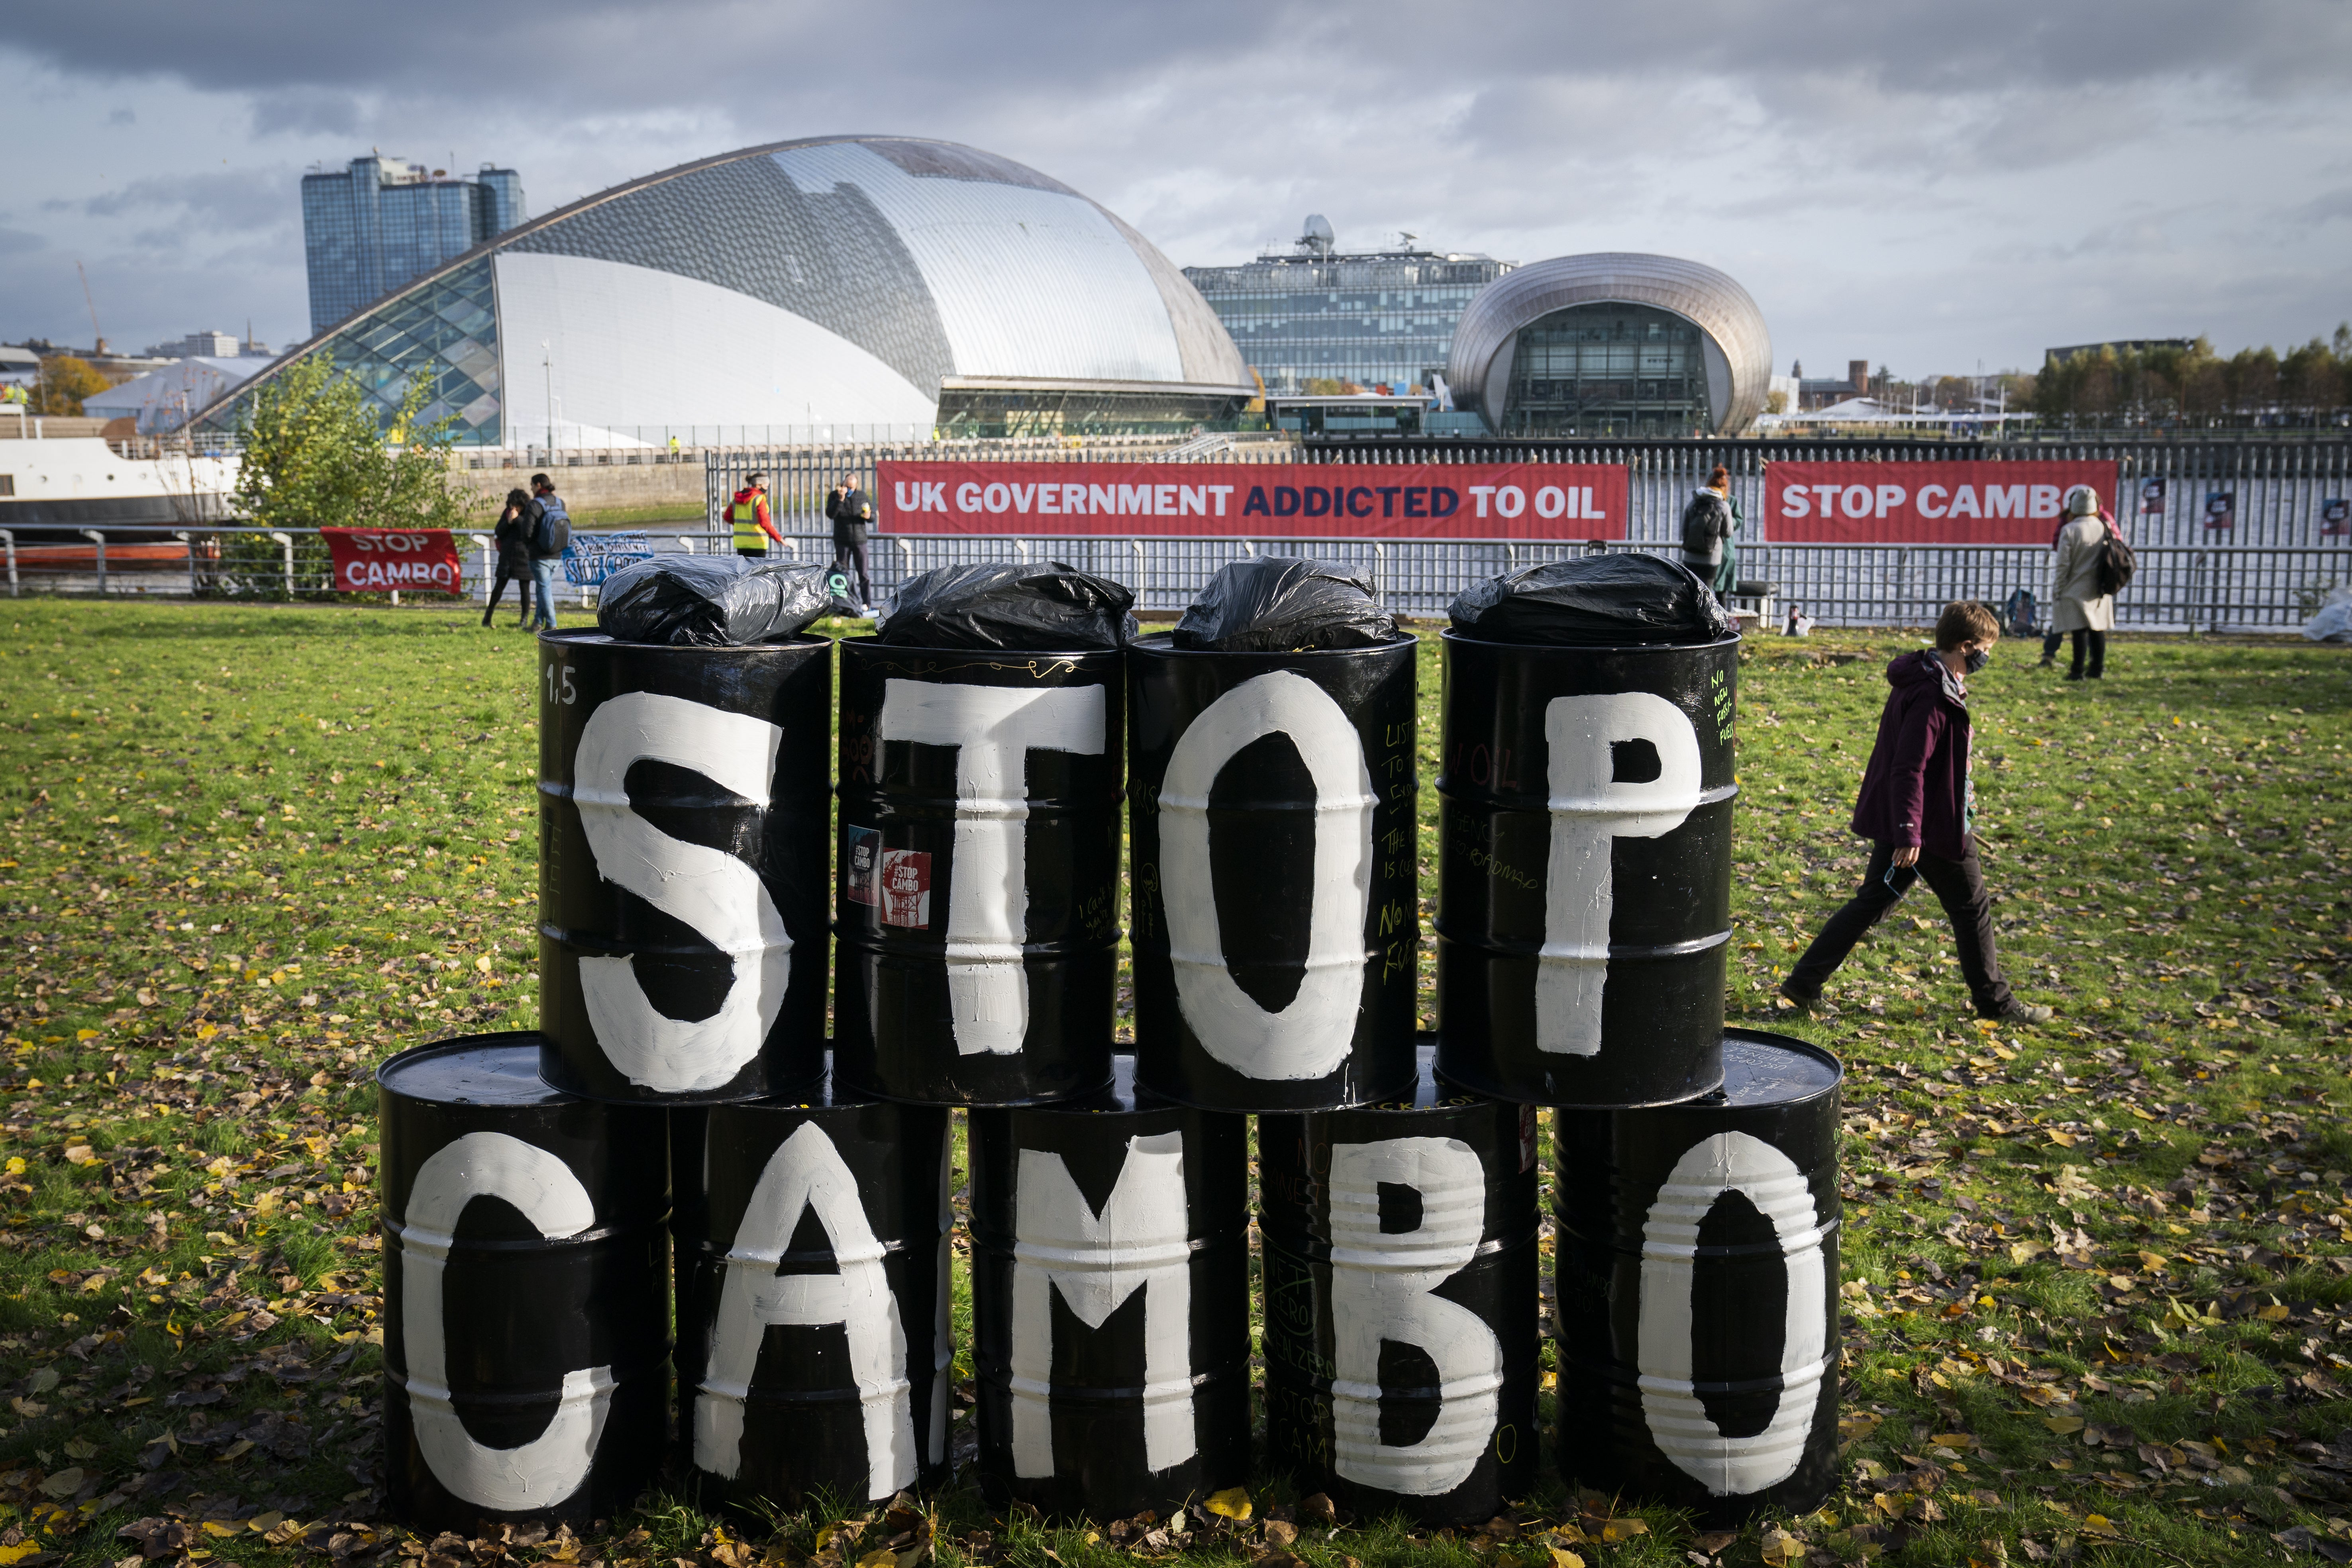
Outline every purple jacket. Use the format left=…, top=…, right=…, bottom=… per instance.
left=1850, top=651, right=1973, bottom=859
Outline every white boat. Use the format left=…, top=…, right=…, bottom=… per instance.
left=0, top=433, right=241, bottom=535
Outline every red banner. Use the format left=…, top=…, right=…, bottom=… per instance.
left=1764, top=461, right=2119, bottom=544
left=875, top=461, right=1631, bottom=538
left=321, top=527, right=466, bottom=594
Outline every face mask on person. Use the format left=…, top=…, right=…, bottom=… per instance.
left=1964, top=647, right=1992, bottom=674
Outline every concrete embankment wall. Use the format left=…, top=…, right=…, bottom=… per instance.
left=445, top=457, right=706, bottom=528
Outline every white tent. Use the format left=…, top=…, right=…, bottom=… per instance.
left=83, top=358, right=266, bottom=434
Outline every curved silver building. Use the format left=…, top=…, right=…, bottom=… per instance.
left=204, top=137, right=1254, bottom=444
left=1446, top=253, right=1771, bottom=438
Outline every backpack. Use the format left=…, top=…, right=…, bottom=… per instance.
left=2094, top=520, right=2136, bottom=597
left=2000, top=587, right=2040, bottom=638
left=533, top=495, right=572, bottom=557
left=1680, top=490, right=1731, bottom=557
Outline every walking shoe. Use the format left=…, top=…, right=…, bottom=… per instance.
left=2063, top=670, right=2084, bottom=682
left=1979, top=998, right=2054, bottom=1024
left=1777, top=980, right=1821, bottom=1013
left=2035, top=655, right=2055, bottom=668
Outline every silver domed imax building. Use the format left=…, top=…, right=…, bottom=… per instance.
left=1446, top=253, right=1771, bottom=438
left=203, top=136, right=1255, bottom=445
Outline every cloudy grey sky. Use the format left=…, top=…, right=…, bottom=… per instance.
left=4, top=1, right=2347, bottom=378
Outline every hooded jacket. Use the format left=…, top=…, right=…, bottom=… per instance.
left=1850, top=649, right=1975, bottom=859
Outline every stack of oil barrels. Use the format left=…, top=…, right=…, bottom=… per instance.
left=375, top=556, right=1840, bottom=1535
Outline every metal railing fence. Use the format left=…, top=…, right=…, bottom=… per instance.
left=0, top=524, right=729, bottom=610
left=765, top=531, right=2347, bottom=633
left=7, top=520, right=2344, bottom=635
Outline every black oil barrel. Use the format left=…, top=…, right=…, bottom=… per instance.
left=1434, top=630, right=1738, bottom=1106
left=833, top=638, right=1122, bottom=1106
left=1257, top=1041, right=1539, bottom=1524
left=967, top=1056, right=1249, bottom=1520
left=1552, top=1028, right=1841, bottom=1526
left=379, top=1033, right=670, bottom=1531
left=673, top=1056, right=953, bottom=1512
left=1128, top=633, right=1420, bottom=1111
left=537, top=630, right=832, bottom=1104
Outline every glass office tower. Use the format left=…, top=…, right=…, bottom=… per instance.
left=1183, top=217, right=1512, bottom=396
left=302, top=157, right=527, bottom=336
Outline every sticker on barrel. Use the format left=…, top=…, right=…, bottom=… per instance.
left=881, top=849, right=932, bottom=928
left=845, top=827, right=881, bottom=906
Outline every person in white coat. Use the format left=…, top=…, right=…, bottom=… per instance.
left=2048, top=486, right=2115, bottom=680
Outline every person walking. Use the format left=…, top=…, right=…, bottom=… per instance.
left=2048, top=485, right=2115, bottom=680
left=830, top=472, right=873, bottom=608
left=1779, top=599, right=2052, bottom=1025
left=1680, top=464, right=1738, bottom=602
left=728, top=470, right=781, bottom=559
left=482, top=487, right=536, bottom=627
left=526, top=472, right=568, bottom=631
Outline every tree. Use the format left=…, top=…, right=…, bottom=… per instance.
left=231, top=355, right=473, bottom=534
left=30, top=356, right=110, bottom=416
left=1765, top=389, right=1789, bottom=415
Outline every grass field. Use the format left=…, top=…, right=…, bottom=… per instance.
left=1, top=599, right=2349, bottom=1568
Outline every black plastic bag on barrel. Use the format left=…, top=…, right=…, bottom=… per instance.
left=1171, top=556, right=1398, bottom=652
left=1449, top=555, right=1732, bottom=647
left=878, top=561, right=1136, bottom=650
left=597, top=556, right=852, bottom=647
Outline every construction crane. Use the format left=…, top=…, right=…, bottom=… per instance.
left=75, top=260, right=105, bottom=354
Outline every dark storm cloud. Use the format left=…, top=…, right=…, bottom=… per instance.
left=5, top=1, right=2343, bottom=115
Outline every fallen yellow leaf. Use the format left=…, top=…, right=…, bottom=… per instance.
left=0, top=1545, right=50, bottom=1566
left=1600, top=1519, right=1648, bottom=1543
left=1204, top=1486, right=1253, bottom=1521
left=2045, top=1416, right=2086, bottom=1435
left=1548, top=1550, right=1586, bottom=1568
left=2045, top=1129, right=2078, bottom=1147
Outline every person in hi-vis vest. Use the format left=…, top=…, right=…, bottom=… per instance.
left=729, top=473, right=783, bottom=559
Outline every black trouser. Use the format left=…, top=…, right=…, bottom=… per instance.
left=1787, top=839, right=2015, bottom=1015
left=484, top=564, right=530, bottom=622
left=834, top=536, right=871, bottom=602
left=737, top=546, right=767, bottom=560
left=2068, top=629, right=2106, bottom=678
left=2040, top=630, right=2063, bottom=661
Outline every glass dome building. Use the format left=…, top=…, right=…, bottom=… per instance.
left=202, top=136, right=1255, bottom=445
left=1445, top=253, right=1771, bottom=438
